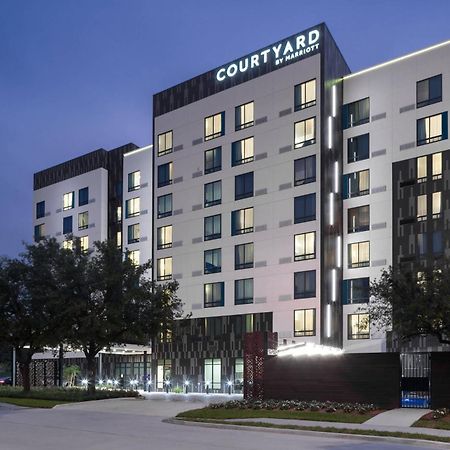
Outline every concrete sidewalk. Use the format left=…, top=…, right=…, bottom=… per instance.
left=365, top=408, right=431, bottom=427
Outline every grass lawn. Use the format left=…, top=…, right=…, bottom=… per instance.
left=0, top=397, right=70, bottom=408
left=177, top=407, right=377, bottom=424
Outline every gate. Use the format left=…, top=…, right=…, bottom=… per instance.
left=400, top=353, right=431, bottom=408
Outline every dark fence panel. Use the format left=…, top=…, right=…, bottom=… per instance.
left=431, top=352, right=450, bottom=408
left=264, top=353, right=401, bottom=409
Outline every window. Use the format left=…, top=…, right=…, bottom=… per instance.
left=204, top=358, right=221, bottom=389
left=128, top=249, right=139, bottom=266
left=204, top=282, right=224, bottom=308
left=294, top=270, right=316, bottom=299
left=294, top=117, right=316, bottom=148
left=432, top=192, right=441, bottom=218
left=235, top=278, right=253, bottom=305
left=417, top=233, right=427, bottom=255
left=80, top=236, right=89, bottom=253
left=126, top=197, right=140, bottom=218
left=348, top=205, right=370, bottom=233
left=235, top=358, right=244, bottom=383
left=432, top=152, right=442, bottom=179
left=342, top=278, right=369, bottom=304
left=157, top=257, right=172, bottom=281
left=348, top=133, right=369, bottom=163
left=433, top=231, right=443, bottom=254
left=235, top=101, right=254, bottom=130
left=204, top=112, right=225, bottom=141
left=294, top=155, right=316, bottom=185
left=157, top=225, right=172, bottom=249
left=343, top=170, right=369, bottom=199
left=348, top=313, right=370, bottom=340
left=235, top=172, right=253, bottom=200
left=204, top=147, right=221, bottom=174
left=232, top=137, right=254, bottom=166
left=417, top=156, right=427, bottom=182
left=63, top=240, right=73, bottom=250
left=417, top=194, right=427, bottom=221
left=294, top=193, right=316, bottom=223
left=417, top=112, right=448, bottom=146
left=231, top=207, right=253, bottom=235
left=158, top=162, right=173, bottom=187
left=117, top=231, right=122, bottom=247
left=128, top=171, right=141, bottom=191
left=34, top=224, right=44, bottom=242
left=36, top=201, right=45, bottom=219
left=204, top=180, right=222, bottom=207
left=348, top=241, right=370, bottom=268
left=294, top=79, right=316, bottom=111
left=294, top=232, right=316, bottom=261
left=204, top=214, right=221, bottom=241
left=128, top=223, right=140, bottom=244
left=342, top=97, right=370, bottom=129
left=63, top=192, right=74, bottom=210
left=204, top=248, right=221, bottom=274
left=235, top=243, right=254, bottom=270
left=158, top=130, right=173, bottom=156
left=294, top=309, right=316, bottom=336
left=417, top=74, right=442, bottom=108
left=63, top=216, right=73, bottom=234
left=78, top=211, right=88, bottom=230
left=157, top=194, right=172, bottom=218
left=116, top=206, right=122, bottom=222
left=79, top=187, right=89, bottom=206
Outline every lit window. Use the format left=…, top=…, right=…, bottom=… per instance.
left=235, top=172, right=253, bottom=200
left=231, top=207, right=253, bottom=235
left=432, top=152, right=442, bottom=179
left=204, top=180, right=222, bottom=207
left=157, top=194, right=172, bottom=219
left=343, top=169, right=369, bottom=199
left=158, top=162, right=173, bottom=187
left=432, top=192, right=441, bottom=219
left=348, top=133, right=369, bottom=163
left=294, top=309, right=316, bottom=336
left=347, top=205, right=370, bottom=233
left=235, top=102, right=254, bottom=130
left=348, top=241, right=370, bottom=268
left=417, top=74, right=442, bottom=108
left=417, top=112, right=447, bottom=146
left=128, top=223, right=140, bottom=244
left=63, top=216, right=73, bottom=235
left=235, top=278, right=253, bottom=305
left=294, top=117, right=316, bottom=148
left=80, top=236, right=89, bottom=253
left=128, top=171, right=141, bottom=191
left=204, top=282, right=224, bottom=308
left=204, top=112, right=225, bottom=141
left=232, top=137, right=254, bottom=166
left=294, top=79, right=316, bottom=111
left=157, top=225, right=172, bottom=250
left=204, top=214, right=221, bottom=241
left=235, top=243, right=254, bottom=270
left=116, top=231, right=122, bottom=247
left=294, top=155, right=316, bottom=185
left=348, top=313, right=370, bottom=340
left=63, top=192, right=74, bottom=211
left=204, top=358, right=221, bottom=389
left=158, top=130, right=173, bottom=156
left=116, top=206, right=122, bottom=222
left=294, top=193, right=316, bottom=223
left=126, top=197, right=140, bottom=218
left=34, top=224, right=45, bottom=242
left=235, top=358, right=244, bottom=383
left=157, top=257, right=172, bottom=281
left=78, top=211, right=88, bottom=230
left=342, top=278, right=369, bottom=304
left=294, top=232, right=315, bottom=261
left=36, top=201, right=45, bottom=219
left=204, top=147, right=222, bottom=174
left=128, top=249, right=139, bottom=266
left=63, top=240, right=73, bottom=250
left=417, top=194, right=427, bottom=221
left=204, top=248, right=221, bottom=274
left=79, top=187, right=89, bottom=206
left=294, top=270, right=316, bottom=299
left=342, top=98, right=370, bottom=129
left=417, top=156, right=427, bottom=181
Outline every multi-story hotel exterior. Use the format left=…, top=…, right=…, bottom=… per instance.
left=33, top=23, right=450, bottom=390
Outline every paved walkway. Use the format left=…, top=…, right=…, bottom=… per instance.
left=365, top=408, right=432, bottom=427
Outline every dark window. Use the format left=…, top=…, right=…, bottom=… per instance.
left=417, top=112, right=448, bottom=146
left=294, top=117, right=316, bottom=148
left=348, top=133, right=369, bottom=163
left=158, top=162, right=173, bottom=187
left=231, top=208, right=253, bottom=235
left=34, top=224, right=44, bottom=242
left=433, top=231, right=443, bottom=254
left=235, top=243, right=254, bottom=270
left=235, top=278, right=253, bottom=305
left=348, top=205, right=370, bottom=233
left=343, top=170, right=370, bottom=199
left=36, top=201, right=45, bottom=219
left=232, top=137, right=254, bottom=166
left=235, top=102, right=254, bottom=130
left=204, top=180, right=222, bottom=207
left=204, top=214, right=221, bottom=241
left=157, top=194, right=172, bottom=219
left=294, top=155, right=316, bottom=185
left=204, top=282, right=224, bottom=308
left=348, top=313, right=370, bottom=340
left=342, top=278, right=369, bottom=304
left=235, top=172, right=254, bottom=200
left=204, top=112, right=225, bottom=141
left=294, top=309, right=316, bottom=336
left=417, top=233, right=427, bottom=255
left=294, top=193, right=316, bottom=224
left=294, top=270, right=316, bottom=299
left=204, top=248, right=221, bottom=274
left=204, top=147, right=222, bottom=174
left=78, top=187, right=89, bottom=206
left=63, top=216, right=72, bottom=234
left=128, top=171, right=141, bottom=191
left=128, top=223, right=140, bottom=244
left=417, top=74, right=442, bottom=108
left=294, top=79, right=316, bottom=111
left=342, top=98, right=370, bottom=129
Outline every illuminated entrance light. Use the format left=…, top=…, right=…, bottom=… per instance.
left=277, top=342, right=344, bottom=357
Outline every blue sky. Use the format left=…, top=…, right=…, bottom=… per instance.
left=1, top=0, right=450, bottom=257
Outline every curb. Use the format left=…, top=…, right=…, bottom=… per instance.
left=165, top=417, right=450, bottom=448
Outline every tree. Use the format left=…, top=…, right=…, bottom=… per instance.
left=60, top=239, right=183, bottom=394
left=367, top=264, right=450, bottom=346
left=63, top=365, right=81, bottom=387
left=0, top=239, right=67, bottom=391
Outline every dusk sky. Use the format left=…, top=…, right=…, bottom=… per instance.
left=1, top=0, right=450, bottom=257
